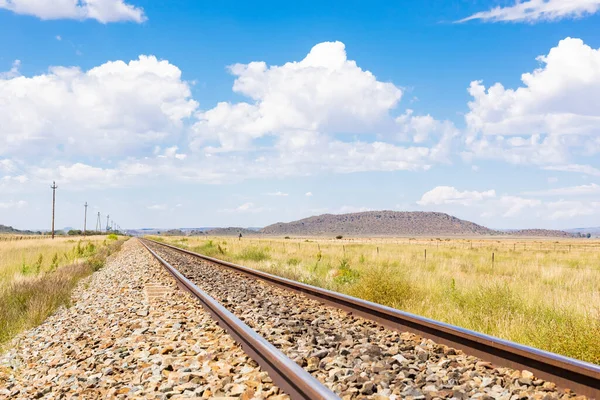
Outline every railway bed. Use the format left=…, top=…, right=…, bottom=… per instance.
left=141, top=238, right=600, bottom=400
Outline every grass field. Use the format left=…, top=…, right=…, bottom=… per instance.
left=154, top=235, right=600, bottom=365
left=0, top=234, right=126, bottom=346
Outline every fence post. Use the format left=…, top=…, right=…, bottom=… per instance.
left=492, top=252, right=495, bottom=267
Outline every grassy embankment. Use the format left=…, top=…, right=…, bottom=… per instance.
left=153, top=235, right=600, bottom=365
left=0, top=234, right=126, bottom=346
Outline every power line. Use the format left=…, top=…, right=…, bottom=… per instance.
left=83, top=202, right=88, bottom=235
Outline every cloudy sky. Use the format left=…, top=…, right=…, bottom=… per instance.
left=1, top=0, right=600, bottom=230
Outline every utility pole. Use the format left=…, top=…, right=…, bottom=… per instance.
left=106, top=215, right=110, bottom=232
left=83, top=202, right=88, bottom=236
left=96, top=212, right=101, bottom=232
left=51, top=181, right=57, bottom=239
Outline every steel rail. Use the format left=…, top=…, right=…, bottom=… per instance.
left=146, top=238, right=600, bottom=399
left=138, top=239, right=339, bottom=400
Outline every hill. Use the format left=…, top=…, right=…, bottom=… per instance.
left=260, top=211, right=498, bottom=236
left=508, top=229, right=581, bottom=238
left=0, top=224, right=37, bottom=235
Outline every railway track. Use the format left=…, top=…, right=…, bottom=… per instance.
left=140, top=238, right=600, bottom=399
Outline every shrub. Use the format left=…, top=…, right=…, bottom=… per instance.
left=20, top=260, right=30, bottom=275
left=237, top=246, right=270, bottom=262
left=107, top=234, right=118, bottom=241
left=333, top=258, right=359, bottom=285
left=49, top=253, right=59, bottom=272
left=194, top=240, right=220, bottom=258
left=336, top=235, right=343, bottom=239
left=347, top=263, right=414, bottom=308
left=287, top=258, right=300, bottom=266
left=33, top=254, right=43, bottom=274
left=284, top=236, right=291, bottom=239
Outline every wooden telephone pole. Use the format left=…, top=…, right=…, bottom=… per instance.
left=51, top=181, right=57, bottom=239
left=83, top=202, right=88, bottom=236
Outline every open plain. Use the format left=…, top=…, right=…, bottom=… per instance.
left=154, top=235, right=600, bottom=365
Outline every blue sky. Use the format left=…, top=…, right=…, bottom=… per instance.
left=1, top=0, right=600, bottom=230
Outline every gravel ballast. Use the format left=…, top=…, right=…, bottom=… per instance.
left=0, top=239, right=286, bottom=399
left=148, top=242, right=589, bottom=400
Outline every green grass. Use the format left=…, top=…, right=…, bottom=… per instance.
left=236, top=246, right=270, bottom=262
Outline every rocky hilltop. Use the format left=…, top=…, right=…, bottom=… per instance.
left=261, top=211, right=498, bottom=236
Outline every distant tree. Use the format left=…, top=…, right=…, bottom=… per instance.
left=336, top=235, right=343, bottom=239
left=587, top=233, right=592, bottom=239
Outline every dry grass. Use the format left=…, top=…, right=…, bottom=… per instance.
left=0, top=235, right=126, bottom=346
left=155, top=235, right=600, bottom=365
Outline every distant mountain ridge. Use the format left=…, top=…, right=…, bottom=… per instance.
left=505, top=229, right=578, bottom=238
left=192, top=227, right=259, bottom=236
left=0, top=224, right=37, bottom=234
left=261, top=211, right=498, bottom=236
left=123, top=212, right=596, bottom=238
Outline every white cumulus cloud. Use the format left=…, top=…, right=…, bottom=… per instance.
left=0, top=0, right=146, bottom=23
left=458, top=0, right=600, bottom=23
left=189, top=41, right=454, bottom=175
left=396, top=109, right=458, bottom=145
left=417, top=185, right=600, bottom=221
left=192, top=41, right=402, bottom=152
left=464, top=38, right=600, bottom=168
left=0, top=56, right=198, bottom=158
left=417, top=186, right=496, bottom=206
left=546, top=200, right=600, bottom=219
left=0, top=60, right=20, bottom=79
